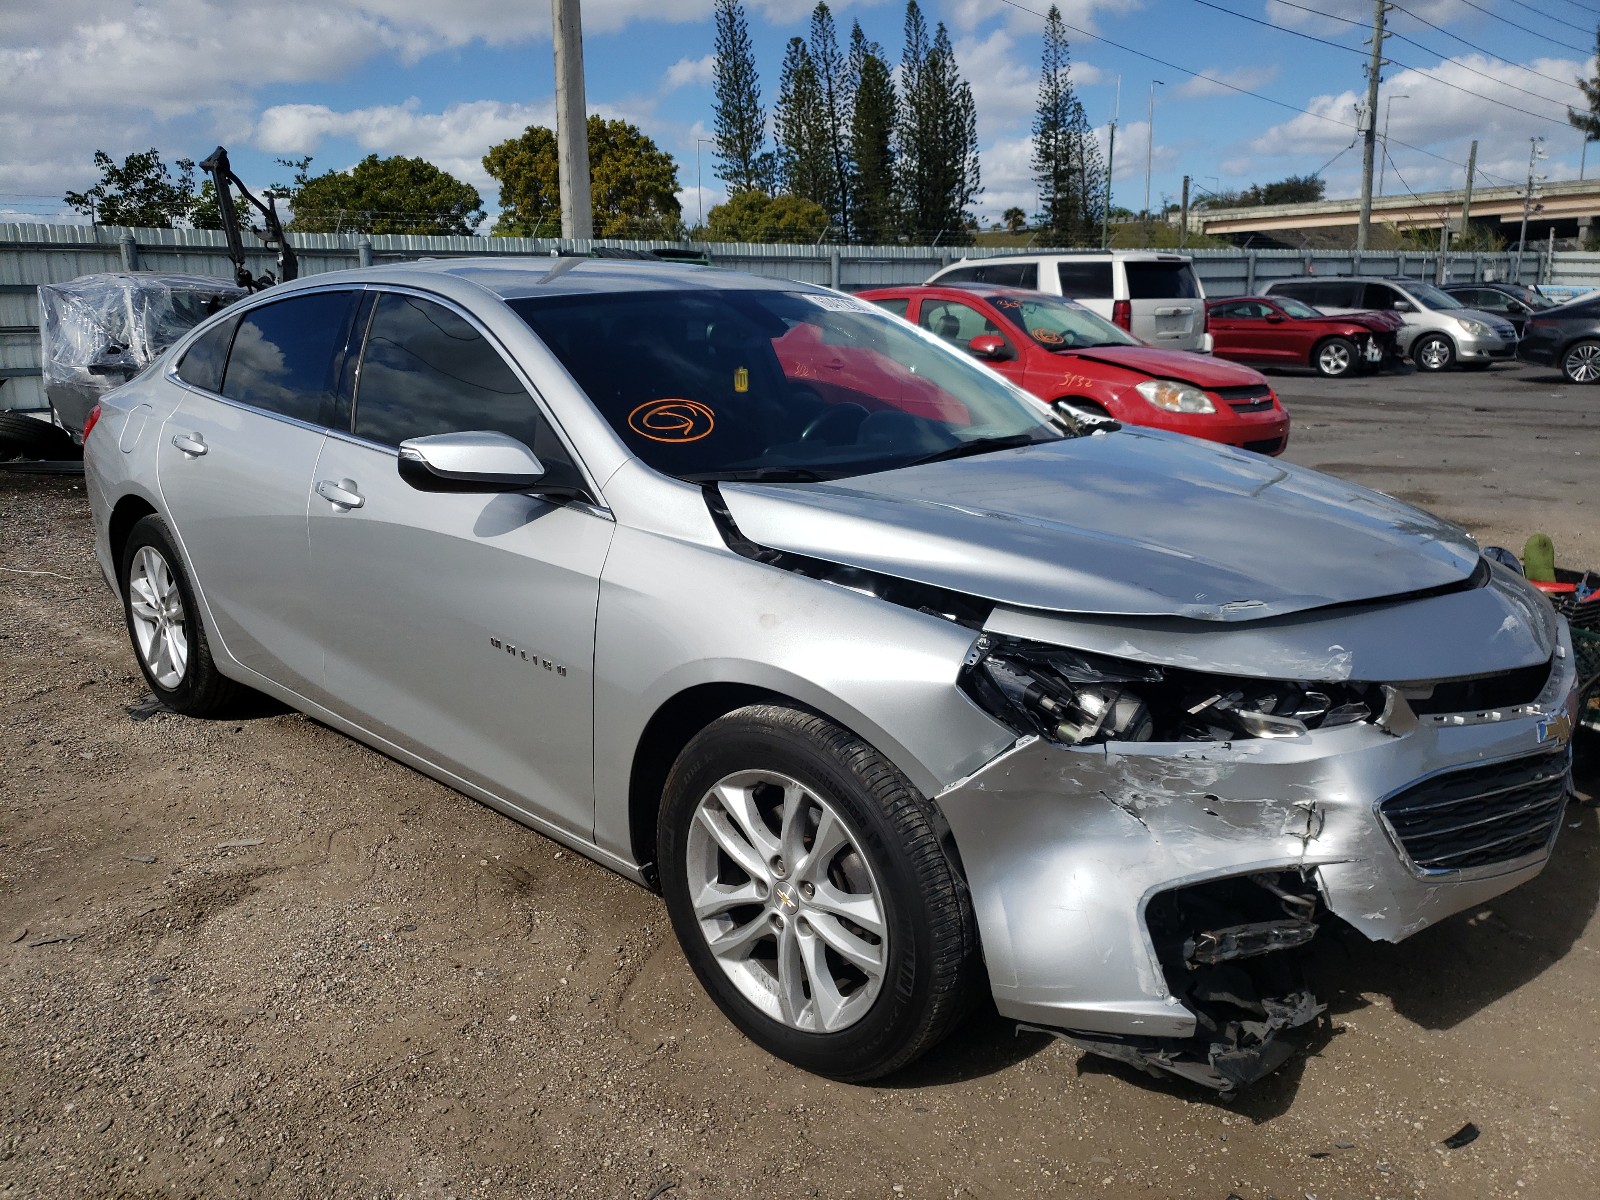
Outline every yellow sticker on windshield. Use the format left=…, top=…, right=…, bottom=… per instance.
left=733, top=367, right=749, bottom=393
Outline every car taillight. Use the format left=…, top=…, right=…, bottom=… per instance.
left=1112, top=300, right=1132, bottom=330
left=81, top=404, right=103, bottom=441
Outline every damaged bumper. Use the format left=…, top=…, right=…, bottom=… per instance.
left=935, top=627, right=1578, bottom=1090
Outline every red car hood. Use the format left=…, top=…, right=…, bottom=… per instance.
left=1063, top=345, right=1270, bottom=388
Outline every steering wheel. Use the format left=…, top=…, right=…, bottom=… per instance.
left=800, top=403, right=870, bottom=445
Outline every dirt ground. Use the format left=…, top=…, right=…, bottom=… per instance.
left=2, top=361, right=1597, bottom=1200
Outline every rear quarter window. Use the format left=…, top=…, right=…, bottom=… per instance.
left=1124, top=261, right=1200, bottom=300
left=1055, top=261, right=1114, bottom=299
left=935, top=265, right=987, bottom=285
left=868, top=297, right=910, bottom=319
left=175, top=317, right=238, bottom=394
left=220, top=292, right=356, bottom=425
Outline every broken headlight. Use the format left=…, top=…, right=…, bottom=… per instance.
left=961, top=635, right=1380, bottom=746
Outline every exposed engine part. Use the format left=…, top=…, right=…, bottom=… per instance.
left=199, top=146, right=298, bottom=292
left=1185, top=919, right=1319, bottom=965
left=961, top=634, right=1381, bottom=746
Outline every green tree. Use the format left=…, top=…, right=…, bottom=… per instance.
left=1569, top=25, right=1600, bottom=147
left=712, top=0, right=774, bottom=193
left=1203, top=174, right=1325, bottom=209
left=484, top=116, right=682, bottom=237
left=1031, top=6, right=1104, bottom=246
left=703, top=190, right=829, bottom=242
left=898, top=4, right=980, bottom=242
left=808, top=3, right=852, bottom=238
left=774, top=38, right=832, bottom=212
left=64, top=148, right=210, bottom=228
left=288, top=155, right=483, bottom=235
left=1003, top=206, right=1027, bottom=233
left=847, top=23, right=899, bottom=242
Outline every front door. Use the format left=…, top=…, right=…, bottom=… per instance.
left=307, top=290, right=613, bottom=838
left=156, top=290, right=359, bottom=699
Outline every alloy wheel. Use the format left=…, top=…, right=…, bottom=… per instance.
left=685, top=769, right=888, bottom=1034
left=1565, top=342, right=1600, bottom=383
left=127, top=545, right=189, bottom=689
left=1317, top=342, right=1352, bottom=375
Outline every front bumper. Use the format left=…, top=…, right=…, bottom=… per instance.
left=1133, top=403, right=1290, bottom=457
left=1457, top=332, right=1518, bottom=361
left=934, top=631, right=1579, bottom=1042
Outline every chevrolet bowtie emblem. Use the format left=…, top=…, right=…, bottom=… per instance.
left=776, top=886, right=797, bottom=910
left=1536, top=709, right=1573, bottom=746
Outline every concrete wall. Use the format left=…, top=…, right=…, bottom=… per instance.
left=0, top=222, right=1562, bottom=413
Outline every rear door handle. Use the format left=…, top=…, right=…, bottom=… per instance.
left=171, top=432, right=207, bottom=457
left=315, top=479, right=365, bottom=510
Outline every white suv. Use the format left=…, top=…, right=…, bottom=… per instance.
left=927, top=251, right=1214, bottom=353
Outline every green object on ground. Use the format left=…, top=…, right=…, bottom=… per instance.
left=1522, top=533, right=1556, bottom=583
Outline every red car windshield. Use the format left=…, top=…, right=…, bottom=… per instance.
left=1274, top=297, right=1323, bottom=319
left=987, top=294, right=1141, bottom=350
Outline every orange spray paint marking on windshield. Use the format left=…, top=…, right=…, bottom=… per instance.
left=627, top=399, right=716, bottom=443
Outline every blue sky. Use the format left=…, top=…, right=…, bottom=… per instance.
left=2, top=0, right=1595, bottom=230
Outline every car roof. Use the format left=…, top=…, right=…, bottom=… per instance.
left=862, top=283, right=1057, bottom=300
left=942, top=251, right=1189, bottom=265
left=259, top=256, right=825, bottom=303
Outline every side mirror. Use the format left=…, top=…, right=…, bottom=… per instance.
left=1392, top=300, right=1413, bottom=313
left=967, top=334, right=1013, bottom=361
left=398, top=430, right=547, bottom=493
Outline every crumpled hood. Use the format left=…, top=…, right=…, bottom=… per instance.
left=1064, top=346, right=1269, bottom=388
left=720, top=429, right=1482, bottom=621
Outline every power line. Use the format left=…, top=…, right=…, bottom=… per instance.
left=1499, top=0, right=1594, bottom=39
left=1386, top=2, right=1588, bottom=94
left=1449, top=0, right=1589, bottom=57
left=1195, top=0, right=1579, bottom=127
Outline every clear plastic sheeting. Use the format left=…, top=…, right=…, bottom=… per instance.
left=38, top=273, right=246, bottom=438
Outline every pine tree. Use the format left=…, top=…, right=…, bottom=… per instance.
left=898, top=4, right=980, bottom=242
left=774, top=37, right=832, bottom=208
left=1032, top=5, right=1105, bottom=245
left=1569, top=25, right=1600, bottom=146
left=848, top=23, right=899, bottom=243
left=808, top=3, right=852, bottom=239
left=712, top=0, right=774, bottom=194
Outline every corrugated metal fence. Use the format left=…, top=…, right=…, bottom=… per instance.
left=5, top=221, right=1598, bottom=413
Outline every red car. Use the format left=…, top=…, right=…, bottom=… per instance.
left=1206, top=295, right=1403, bottom=377
left=858, top=284, right=1290, bottom=455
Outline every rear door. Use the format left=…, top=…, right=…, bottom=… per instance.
left=156, top=289, right=360, bottom=699
left=1122, top=258, right=1204, bottom=348
left=914, top=295, right=1027, bottom=390
left=1052, top=260, right=1115, bottom=321
left=306, top=289, right=612, bottom=838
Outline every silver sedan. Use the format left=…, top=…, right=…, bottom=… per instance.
left=84, top=259, right=1578, bottom=1093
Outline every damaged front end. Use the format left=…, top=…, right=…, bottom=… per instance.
left=936, top=606, right=1579, bottom=1095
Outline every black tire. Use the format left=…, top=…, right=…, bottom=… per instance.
left=1412, top=333, right=1455, bottom=372
left=119, top=514, right=242, bottom=716
left=1560, top=339, right=1600, bottom=384
left=1312, top=336, right=1358, bottom=378
left=0, top=411, right=77, bottom=460
left=658, top=704, right=981, bottom=1082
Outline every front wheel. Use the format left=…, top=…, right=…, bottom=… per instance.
left=1413, top=334, right=1456, bottom=372
left=1313, top=337, right=1357, bottom=378
left=1561, top=339, right=1600, bottom=383
left=120, top=515, right=242, bottom=716
left=658, top=705, right=981, bottom=1081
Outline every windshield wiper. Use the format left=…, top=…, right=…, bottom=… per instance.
left=901, top=432, right=1054, bottom=469
left=681, top=466, right=828, bottom=483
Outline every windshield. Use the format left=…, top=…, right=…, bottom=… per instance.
left=511, top=289, right=1062, bottom=482
left=1274, top=296, right=1323, bottom=319
left=988, top=293, right=1141, bottom=349
left=1406, top=282, right=1461, bottom=310
left=1503, top=284, right=1558, bottom=309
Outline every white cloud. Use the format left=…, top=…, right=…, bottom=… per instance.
left=1176, top=65, right=1279, bottom=99
left=948, top=0, right=1144, bottom=37
left=663, top=54, right=717, bottom=93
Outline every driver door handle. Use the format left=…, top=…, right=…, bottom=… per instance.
left=171, top=432, right=207, bottom=457
left=315, top=479, right=365, bottom=510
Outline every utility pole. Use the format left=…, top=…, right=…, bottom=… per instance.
left=1378, top=93, right=1407, bottom=197
left=1516, top=136, right=1546, bottom=282
left=1180, top=175, right=1190, bottom=249
left=552, top=0, right=593, bottom=239
left=1460, top=139, right=1477, bottom=235
left=1355, top=0, right=1388, bottom=252
left=1102, top=121, right=1117, bottom=249
left=1144, top=80, right=1163, bottom=222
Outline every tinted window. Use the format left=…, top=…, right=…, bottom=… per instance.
left=1124, top=261, right=1200, bottom=300
left=354, top=293, right=583, bottom=489
left=1056, top=261, right=1114, bottom=299
left=1211, top=301, right=1267, bottom=319
left=935, top=265, right=986, bottom=284
left=1361, top=283, right=1402, bottom=310
left=969, top=262, right=1037, bottom=288
left=868, top=297, right=910, bottom=319
left=220, top=292, right=355, bottom=424
left=176, top=317, right=238, bottom=393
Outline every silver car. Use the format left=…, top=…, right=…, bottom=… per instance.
left=84, top=259, right=1578, bottom=1093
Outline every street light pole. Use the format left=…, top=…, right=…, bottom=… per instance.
left=1378, top=93, right=1407, bottom=197
left=1355, top=0, right=1388, bottom=253
left=1143, top=79, right=1163, bottom=222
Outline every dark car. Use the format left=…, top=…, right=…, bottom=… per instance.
left=1518, top=296, right=1600, bottom=382
left=1205, top=295, right=1402, bottom=377
left=859, top=284, right=1289, bottom=454
left=1441, top=282, right=1559, bottom=336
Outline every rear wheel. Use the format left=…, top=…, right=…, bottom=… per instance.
left=1413, top=334, right=1455, bottom=372
left=1561, top=339, right=1600, bottom=383
left=119, top=515, right=242, bottom=716
left=0, top=411, right=77, bottom=460
left=658, top=705, right=980, bottom=1082
left=1312, top=337, right=1357, bottom=378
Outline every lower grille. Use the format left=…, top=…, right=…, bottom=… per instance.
left=1379, top=751, right=1569, bottom=872
left=1243, top=437, right=1285, bottom=454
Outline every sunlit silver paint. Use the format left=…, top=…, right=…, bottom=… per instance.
left=84, top=257, right=1579, bottom=1055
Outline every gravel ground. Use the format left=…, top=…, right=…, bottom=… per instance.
left=2, top=361, right=1597, bottom=1200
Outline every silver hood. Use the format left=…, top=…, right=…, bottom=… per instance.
left=720, top=428, right=1482, bottom=622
